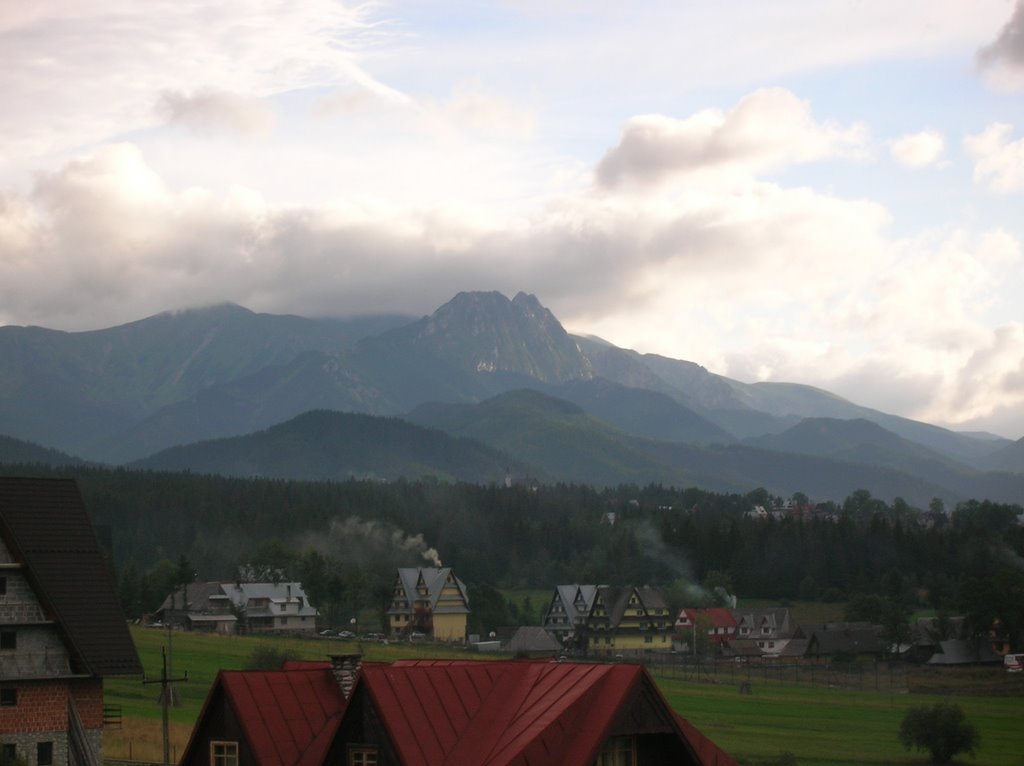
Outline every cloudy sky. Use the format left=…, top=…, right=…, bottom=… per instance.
left=2, top=1, right=1024, bottom=438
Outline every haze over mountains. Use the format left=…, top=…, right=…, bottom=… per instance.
left=2, top=291, right=1022, bottom=504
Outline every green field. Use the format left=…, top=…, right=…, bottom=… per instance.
left=106, top=627, right=1024, bottom=765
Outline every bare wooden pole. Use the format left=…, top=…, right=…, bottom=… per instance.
left=143, top=646, right=188, bottom=766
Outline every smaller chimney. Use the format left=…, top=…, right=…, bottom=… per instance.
left=329, top=654, right=363, bottom=699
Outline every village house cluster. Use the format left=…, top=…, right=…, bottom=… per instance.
left=1, top=478, right=740, bottom=766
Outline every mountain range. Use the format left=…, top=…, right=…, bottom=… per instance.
left=2, top=290, right=1022, bottom=504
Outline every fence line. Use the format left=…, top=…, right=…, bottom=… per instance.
left=640, top=654, right=910, bottom=693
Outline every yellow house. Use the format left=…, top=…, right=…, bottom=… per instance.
left=387, top=567, right=469, bottom=642
left=581, top=585, right=673, bottom=655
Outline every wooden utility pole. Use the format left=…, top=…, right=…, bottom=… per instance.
left=143, top=646, right=188, bottom=766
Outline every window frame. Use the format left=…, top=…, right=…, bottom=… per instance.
left=348, top=744, right=379, bottom=765
left=209, top=740, right=239, bottom=766
left=596, top=734, right=636, bottom=766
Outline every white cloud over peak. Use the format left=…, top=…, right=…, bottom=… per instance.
left=595, top=88, right=868, bottom=188
left=889, top=131, right=945, bottom=168
left=965, top=123, right=1024, bottom=193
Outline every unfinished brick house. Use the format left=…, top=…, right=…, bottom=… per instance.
left=0, top=477, right=141, bottom=766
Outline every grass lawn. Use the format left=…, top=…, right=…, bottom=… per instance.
left=105, top=627, right=1024, bottom=765
left=658, top=678, right=1024, bottom=766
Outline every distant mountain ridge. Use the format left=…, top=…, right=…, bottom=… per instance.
left=1, top=290, right=1018, bottom=502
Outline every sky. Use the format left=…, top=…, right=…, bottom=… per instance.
left=2, top=1, right=1024, bottom=438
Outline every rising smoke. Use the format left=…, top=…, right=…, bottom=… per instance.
left=299, top=516, right=442, bottom=568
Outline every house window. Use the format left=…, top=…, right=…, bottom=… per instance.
left=37, top=741, right=53, bottom=766
left=0, top=688, right=16, bottom=706
left=643, top=635, right=653, bottom=644
left=0, top=631, right=15, bottom=650
left=349, top=746, right=378, bottom=765
left=596, top=735, right=636, bottom=766
left=1, top=744, right=17, bottom=762
left=210, top=740, right=238, bottom=766
left=0, top=577, right=6, bottom=595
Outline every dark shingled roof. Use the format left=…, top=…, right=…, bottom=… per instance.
left=0, top=476, right=141, bottom=676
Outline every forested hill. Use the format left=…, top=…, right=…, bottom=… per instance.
left=131, top=409, right=526, bottom=484
left=1, top=463, right=1020, bottom=638
left=0, top=435, right=88, bottom=467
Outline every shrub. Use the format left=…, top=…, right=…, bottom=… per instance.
left=245, top=643, right=297, bottom=670
left=898, top=703, right=979, bottom=764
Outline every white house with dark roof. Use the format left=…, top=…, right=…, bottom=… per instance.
left=158, top=581, right=318, bottom=634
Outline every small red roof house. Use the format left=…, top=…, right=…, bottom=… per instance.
left=674, top=608, right=738, bottom=647
left=180, top=656, right=737, bottom=766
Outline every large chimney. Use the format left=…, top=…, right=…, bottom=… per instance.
left=329, top=654, right=362, bottom=699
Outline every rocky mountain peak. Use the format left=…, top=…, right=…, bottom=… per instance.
left=401, top=291, right=593, bottom=383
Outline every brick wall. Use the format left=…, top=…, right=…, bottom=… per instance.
left=70, top=679, right=103, bottom=728
left=0, top=680, right=69, bottom=734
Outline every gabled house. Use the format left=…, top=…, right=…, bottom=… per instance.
left=0, top=477, right=141, bottom=766
left=180, top=656, right=739, bottom=766
left=674, top=609, right=738, bottom=652
left=386, top=568, right=469, bottom=642
left=223, top=582, right=318, bottom=634
left=583, top=585, right=673, bottom=655
left=729, top=608, right=797, bottom=655
left=158, top=582, right=238, bottom=635
left=157, top=581, right=318, bottom=635
left=803, top=623, right=885, bottom=660
left=541, top=584, right=597, bottom=646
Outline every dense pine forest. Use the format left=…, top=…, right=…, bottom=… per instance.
left=2, top=463, right=1021, bottom=643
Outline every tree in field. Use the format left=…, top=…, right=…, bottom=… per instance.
left=898, top=703, right=979, bottom=764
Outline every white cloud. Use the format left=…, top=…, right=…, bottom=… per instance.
left=3, top=58, right=1024, bottom=438
left=596, top=88, right=868, bottom=188
left=0, top=1, right=396, bottom=166
left=426, top=83, right=538, bottom=140
left=157, top=89, right=275, bottom=138
left=889, top=131, right=945, bottom=168
left=977, top=0, right=1024, bottom=90
left=965, top=123, right=1024, bottom=193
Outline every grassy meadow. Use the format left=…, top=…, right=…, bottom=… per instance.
left=105, top=626, right=1024, bottom=765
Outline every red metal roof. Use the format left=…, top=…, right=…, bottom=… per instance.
left=185, top=658, right=737, bottom=766
left=220, top=667, right=346, bottom=766
left=359, top=659, right=736, bottom=766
